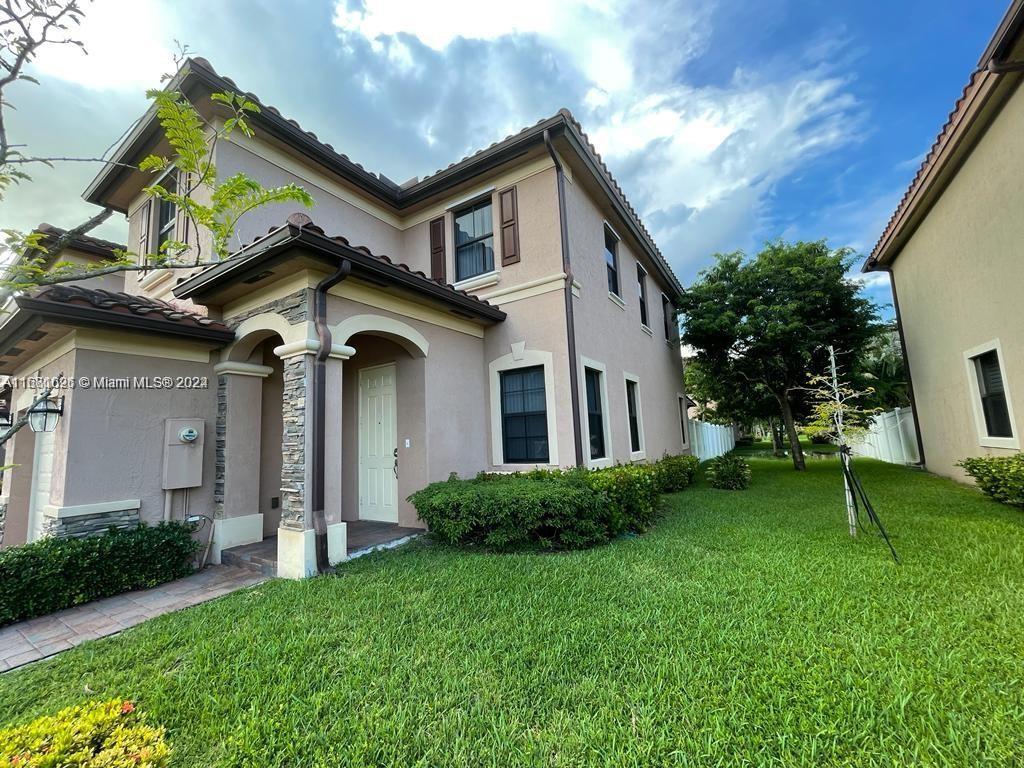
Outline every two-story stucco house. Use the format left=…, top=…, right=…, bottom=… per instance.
left=0, top=58, right=689, bottom=576
left=863, top=0, right=1023, bottom=482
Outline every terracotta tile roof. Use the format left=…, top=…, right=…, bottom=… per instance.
left=32, top=223, right=125, bottom=259
left=24, top=285, right=232, bottom=335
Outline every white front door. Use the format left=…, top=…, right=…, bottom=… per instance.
left=358, top=364, right=398, bottom=522
left=27, top=429, right=56, bottom=542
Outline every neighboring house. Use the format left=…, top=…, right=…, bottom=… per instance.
left=0, top=58, right=689, bottom=576
left=864, top=0, right=1024, bottom=481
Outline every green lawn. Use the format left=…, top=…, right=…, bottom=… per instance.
left=2, top=460, right=1024, bottom=766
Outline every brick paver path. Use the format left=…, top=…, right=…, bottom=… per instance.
left=0, top=566, right=267, bottom=672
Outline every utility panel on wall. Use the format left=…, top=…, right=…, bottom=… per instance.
left=162, top=418, right=204, bottom=490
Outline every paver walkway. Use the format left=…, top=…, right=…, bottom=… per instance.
left=0, top=565, right=267, bottom=672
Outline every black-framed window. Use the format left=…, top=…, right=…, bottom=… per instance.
left=678, top=396, right=688, bottom=446
left=637, top=265, right=649, bottom=327
left=662, top=294, right=675, bottom=340
left=156, top=173, right=177, bottom=251
left=585, top=367, right=606, bottom=460
left=626, top=379, right=641, bottom=452
left=974, top=350, right=1013, bottom=438
left=454, top=199, right=494, bottom=282
left=501, top=365, right=549, bottom=463
left=605, top=227, right=619, bottom=296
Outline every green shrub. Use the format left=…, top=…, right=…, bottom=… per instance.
left=651, top=454, right=701, bottom=493
left=408, top=474, right=607, bottom=551
left=958, top=454, right=1024, bottom=508
left=409, top=462, right=664, bottom=551
left=705, top=454, right=752, bottom=490
left=0, top=522, right=198, bottom=626
left=0, top=699, right=170, bottom=767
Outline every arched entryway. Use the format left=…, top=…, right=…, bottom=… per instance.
left=333, top=314, right=429, bottom=534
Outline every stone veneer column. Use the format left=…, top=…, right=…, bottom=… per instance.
left=279, top=353, right=309, bottom=529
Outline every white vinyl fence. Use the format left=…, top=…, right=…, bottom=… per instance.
left=850, top=406, right=920, bottom=465
left=689, top=420, right=736, bottom=461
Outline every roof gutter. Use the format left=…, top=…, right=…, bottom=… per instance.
left=545, top=129, right=584, bottom=468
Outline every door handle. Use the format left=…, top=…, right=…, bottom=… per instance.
left=393, top=447, right=399, bottom=478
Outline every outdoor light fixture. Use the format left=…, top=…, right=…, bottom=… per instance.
left=27, top=395, right=64, bottom=433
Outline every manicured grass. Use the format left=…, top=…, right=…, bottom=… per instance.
left=734, top=437, right=841, bottom=458
left=2, top=460, right=1024, bottom=766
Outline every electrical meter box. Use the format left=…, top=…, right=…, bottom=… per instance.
left=163, top=418, right=204, bottom=490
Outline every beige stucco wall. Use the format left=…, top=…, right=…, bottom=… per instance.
left=62, top=348, right=219, bottom=523
left=891, top=81, right=1024, bottom=481
left=565, top=177, right=687, bottom=464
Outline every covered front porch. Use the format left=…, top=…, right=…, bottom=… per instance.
left=181, top=214, right=505, bottom=578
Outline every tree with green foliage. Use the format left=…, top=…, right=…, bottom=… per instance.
left=0, top=1, right=314, bottom=446
left=678, top=240, right=878, bottom=470
left=0, top=1, right=313, bottom=293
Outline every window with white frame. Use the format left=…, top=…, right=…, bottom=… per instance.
left=662, top=293, right=675, bottom=341
left=500, top=366, right=549, bottom=463
left=678, top=396, right=688, bottom=447
left=454, top=198, right=494, bottom=282
left=585, top=367, right=606, bottom=460
left=156, top=172, right=178, bottom=252
left=637, top=264, right=649, bottom=327
left=605, top=226, right=620, bottom=296
left=624, top=375, right=644, bottom=456
left=969, top=347, right=1014, bottom=440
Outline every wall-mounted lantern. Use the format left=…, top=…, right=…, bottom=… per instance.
left=28, top=395, right=64, bottom=433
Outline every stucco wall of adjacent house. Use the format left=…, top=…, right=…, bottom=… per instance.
left=564, top=177, right=688, bottom=464
left=60, top=348, right=219, bottom=525
left=890, top=81, right=1024, bottom=481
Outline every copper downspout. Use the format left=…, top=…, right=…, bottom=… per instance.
left=877, top=265, right=926, bottom=468
left=312, top=258, right=352, bottom=572
left=544, top=128, right=585, bottom=467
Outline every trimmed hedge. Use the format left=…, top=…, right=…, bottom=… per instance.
left=409, top=455, right=695, bottom=551
left=958, top=454, right=1024, bottom=508
left=651, top=454, right=701, bottom=493
left=0, top=699, right=170, bottom=767
left=705, top=454, right=752, bottom=490
left=0, top=522, right=198, bottom=626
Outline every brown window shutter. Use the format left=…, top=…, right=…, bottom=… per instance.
left=429, top=216, right=446, bottom=282
left=499, top=186, right=520, bottom=266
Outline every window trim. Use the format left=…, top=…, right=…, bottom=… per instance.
left=604, top=223, right=621, bottom=298
left=964, top=339, right=1019, bottom=449
left=453, top=195, right=496, bottom=283
left=579, top=356, right=614, bottom=469
left=489, top=347, right=559, bottom=467
left=623, top=371, right=646, bottom=460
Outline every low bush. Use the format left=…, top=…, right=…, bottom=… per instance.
left=410, top=460, right=669, bottom=551
left=0, top=522, right=198, bottom=626
left=651, top=454, right=701, bottom=493
left=0, top=699, right=170, bottom=767
left=409, top=474, right=607, bottom=550
left=705, top=454, right=752, bottom=490
left=958, top=454, right=1024, bottom=508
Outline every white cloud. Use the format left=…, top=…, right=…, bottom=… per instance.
left=30, top=0, right=174, bottom=89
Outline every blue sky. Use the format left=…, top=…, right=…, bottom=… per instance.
left=2, top=0, right=1010, bottom=318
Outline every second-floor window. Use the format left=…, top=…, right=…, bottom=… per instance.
left=605, top=227, right=620, bottom=296
left=662, top=293, right=675, bottom=340
left=156, top=172, right=178, bottom=252
left=637, top=264, right=649, bottom=327
left=454, top=199, right=494, bottom=282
